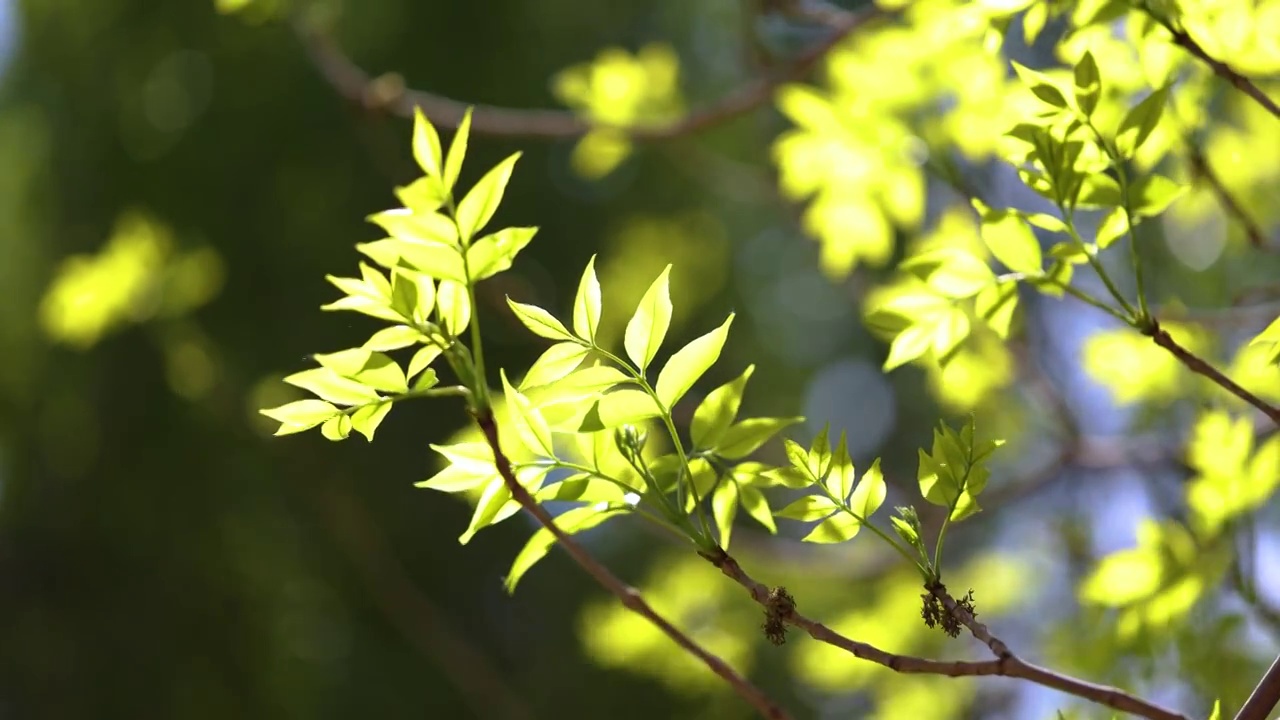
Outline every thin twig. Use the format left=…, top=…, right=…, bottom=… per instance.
left=1185, top=143, right=1271, bottom=251
left=704, top=550, right=1190, bottom=720
left=1236, top=656, right=1280, bottom=720
left=472, top=409, right=794, bottom=720
left=1146, top=14, right=1280, bottom=120
left=1142, top=319, right=1280, bottom=426
left=290, top=7, right=883, bottom=139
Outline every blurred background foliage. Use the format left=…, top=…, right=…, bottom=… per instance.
left=1, top=0, right=1279, bottom=718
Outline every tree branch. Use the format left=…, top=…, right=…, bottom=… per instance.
left=291, top=6, right=883, bottom=139
left=471, top=409, right=793, bottom=720
left=1185, top=143, right=1271, bottom=251
left=1142, top=319, right=1280, bottom=426
left=1145, top=14, right=1280, bottom=120
left=1236, top=655, right=1280, bottom=720
left=704, top=550, right=1190, bottom=720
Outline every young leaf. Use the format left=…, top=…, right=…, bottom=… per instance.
left=691, top=365, right=754, bottom=450
left=975, top=280, right=1019, bottom=339
left=1249, top=315, right=1280, bottom=365
left=803, top=512, right=861, bottom=543
left=443, top=107, right=472, bottom=193
left=412, top=367, right=439, bottom=391
left=901, top=248, right=995, bottom=298
left=654, top=314, right=734, bottom=408
left=501, top=370, right=555, bottom=457
left=455, top=152, right=522, bottom=243
left=624, top=265, right=674, bottom=373
left=459, top=478, right=514, bottom=545
left=1012, top=61, right=1070, bottom=108
left=283, top=367, right=380, bottom=406
left=368, top=208, right=460, bottom=248
left=412, top=107, right=444, bottom=178
left=826, top=432, right=855, bottom=502
left=716, top=416, right=803, bottom=459
left=1073, top=50, right=1101, bottom=116
left=979, top=210, right=1043, bottom=275
left=466, top=227, right=538, bottom=281
left=364, top=325, right=423, bottom=352
left=506, top=298, right=575, bottom=341
left=321, top=413, right=353, bottom=441
left=1095, top=207, right=1129, bottom=249
left=591, top=389, right=663, bottom=428
left=738, top=484, right=776, bottom=533
left=849, top=458, right=886, bottom=519
left=1129, top=174, right=1185, bottom=219
left=572, top=255, right=603, bottom=343
left=504, top=503, right=628, bottom=593
left=520, top=342, right=589, bottom=390
left=260, top=399, right=341, bottom=435
left=712, top=481, right=739, bottom=549
left=436, top=280, right=471, bottom=336
left=808, top=424, right=832, bottom=482
left=314, top=349, right=408, bottom=393
left=407, top=345, right=443, bottom=380
left=351, top=401, right=393, bottom=441
left=1115, top=87, right=1168, bottom=158
left=776, top=494, right=839, bottom=521
left=395, top=176, right=448, bottom=215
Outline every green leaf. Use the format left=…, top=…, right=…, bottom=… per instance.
left=975, top=280, right=1019, bottom=338
left=283, top=367, right=380, bottom=406
left=712, top=481, right=739, bottom=549
left=901, top=248, right=995, bottom=298
left=351, top=401, right=393, bottom=441
left=407, top=346, right=442, bottom=380
left=1073, top=51, right=1101, bottom=117
left=591, top=389, right=663, bottom=428
left=1076, top=173, right=1123, bottom=208
left=1129, top=174, right=1185, bottom=219
left=443, top=108, right=472, bottom=193
left=1115, top=87, right=1168, bottom=158
left=455, top=152, right=522, bottom=243
left=883, top=324, right=934, bottom=371
left=368, top=209, right=460, bottom=248
left=504, top=503, right=628, bottom=593
left=501, top=370, right=555, bottom=457
left=260, top=399, right=341, bottom=435
left=1095, top=207, right=1129, bottom=249
left=412, top=368, right=439, bottom=391
left=506, top=298, right=575, bottom=341
left=1207, top=699, right=1221, bottom=720
left=321, top=414, right=353, bottom=441
left=412, top=107, right=444, bottom=178
left=776, top=494, right=839, bottom=521
left=313, top=349, right=409, bottom=393
left=717, top=417, right=803, bottom=459
left=979, top=210, right=1042, bottom=275
left=364, top=325, right=423, bottom=352
left=320, top=295, right=402, bottom=323
left=395, top=175, right=448, bottom=214
left=459, top=478, right=513, bottom=545
left=849, top=458, right=886, bottom=519
left=436, top=280, right=471, bottom=336
left=520, top=342, right=589, bottom=390
left=624, top=266, right=674, bottom=373
left=572, top=255, right=603, bottom=343
left=1012, top=61, right=1070, bottom=108
left=466, top=227, right=538, bottom=281
left=803, top=512, right=861, bottom=543
left=738, top=485, right=776, bottom=533
left=1249, top=315, right=1280, bottom=365
left=826, top=432, right=854, bottom=502
left=918, top=447, right=958, bottom=508
left=654, top=314, right=734, bottom=408
left=807, top=424, right=832, bottom=481
left=417, top=443, right=496, bottom=492
left=691, top=365, right=753, bottom=451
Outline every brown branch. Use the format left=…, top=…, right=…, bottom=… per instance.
left=704, top=550, right=1190, bottom=720
left=471, top=409, right=794, bottom=720
left=1185, top=143, right=1271, bottom=251
left=1142, top=319, right=1280, bottom=426
left=1148, top=15, right=1280, bottom=120
left=291, top=6, right=884, bottom=139
left=1237, top=656, right=1280, bottom=720
left=313, top=482, right=535, bottom=720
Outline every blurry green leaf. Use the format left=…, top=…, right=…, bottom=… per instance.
left=260, top=399, right=341, bottom=435
left=849, top=458, right=886, bottom=519
left=417, top=443, right=495, bottom=492
left=712, top=481, right=739, bottom=549
left=506, top=298, right=575, bottom=341
left=1012, top=61, right=1070, bottom=107
left=412, top=368, right=439, bottom=391
left=692, top=365, right=753, bottom=450
left=717, top=417, right=802, bottom=459
left=320, top=294, right=403, bottom=323
left=1073, top=51, right=1101, bottom=116
left=1115, top=87, right=1168, bottom=158
left=467, top=227, right=538, bottom=281
left=592, top=389, right=663, bottom=428
left=351, top=401, right=393, bottom=441
left=363, top=325, right=423, bottom=352
left=321, top=414, right=353, bottom=441
left=1076, top=172, right=1123, bottom=208
left=459, top=478, right=513, bottom=545
left=413, top=108, right=444, bottom=178
left=444, top=108, right=472, bottom=193
left=901, top=248, right=994, bottom=298
left=803, top=512, right=861, bottom=543
left=1095, top=207, right=1129, bottom=249
left=505, top=503, right=628, bottom=592
left=979, top=210, right=1042, bottom=275
left=437, top=280, right=471, bottom=336
left=1129, top=174, right=1185, bottom=219
left=284, top=367, right=380, bottom=406
left=396, top=176, right=448, bottom=215
left=368, top=209, right=460, bottom=249
left=654, top=314, right=734, bottom=407
left=884, top=324, right=934, bottom=371
left=624, top=265, right=674, bottom=373
left=777, top=495, right=839, bottom=521
left=520, top=343, right=590, bottom=390
left=1249, top=316, right=1280, bottom=365
left=573, top=255, right=603, bottom=343
left=502, top=370, right=555, bottom=457
left=407, top=346, right=442, bottom=380
left=975, top=280, right=1019, bottom=338
left=456, top=152, right=522, bottom=243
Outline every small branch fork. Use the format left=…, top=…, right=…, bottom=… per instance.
left=1155, top=19, right=1280, bottom=121
left=1140, top=319, right=1280, bottom=426
left=291, top=6, right=885, bottom=139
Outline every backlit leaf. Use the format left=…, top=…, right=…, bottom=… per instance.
left=520, top=342, right=589, bottom=390
left=979, top=210, right=1042, bottom=275
left=456, top=152, right=522, bottom=243
left=849, top=458, right=886, bottom=519
left=505, top=503, right=628, bottom=592
left=712, top=481, right=739, bottom=549
left=436, top=280, right=471, bottom=336
left=624, top=266, right=674, bottom=373
left=803, top=512, right=861, bottom=543
left=717, top=416, right=803, bottom=459
left=573, top=255, right=603, bottom=343
left=1115, top=87, right=1168, bottom=158
left=654, top=314, right=734, bottom=408
left=691, top=365, right=753, bottom=450
left=284, top=367, right=380, bottom=406
left=260, top=399, right=340, bottom=435
left=776, top=494, right=839, bottom=521
left=412, top=107, right=443, bottom=178
left=443, top=108, right=472, bottom=193
left=466, top=227, right=538, bottom=281
left=351, top=401, right=393, bottom=441
left=501, top=370, right=555, bottom=457
left=506, top=298, right=575, bottom=341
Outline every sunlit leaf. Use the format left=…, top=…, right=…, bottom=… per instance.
left=654, top=314, right=734, bottom=408
left=283, top=367, right=380, bottom=406
left=1115, top=87, right=1168, bottom=158
left=776, top=494, right=839, bottom=521
left=456, top=152, right=522, bottom=243
left=573, top=255, right=603, bottom=343
left=712, top=481, right=739, bottom=549
left=717, top=416, right=803, bottom=459
left=363, top=325, right=423, bottom=352
left=505, top=503, right=628, bottom=593
left=1073, top=51, right=1101, bottom=117
left=624, top=265, right=674, bottom=373
left=444, top=108, right=472, bottom=193
left=351, top=401, right=393, bottom=441
left=314, top=349, right=408, bottom=393
left=1129, top=174, right=1185, bottom=219
left=412, top=107, right=444, bottom=178
left=506, top=298, right=575, bottom=341
left=738, top=484, right=776, bottom=533
left=803, top=512, right=861, bottom=543
left=501, top=370, right=555, bottom=457
left=437, top=280, right=471, bottom=336
left=467, top=227, right=538, bottom=281
left=691, top=365, right=754, bottom=450
left=849, top=458, right=886, bottom=520
left=321, top=413, right=353, bottom=441
left=520, top=342, right=590, bottom=390
left=260, top=399, right=341, bottom=435
left=979, top=210, right=1042, bottom=275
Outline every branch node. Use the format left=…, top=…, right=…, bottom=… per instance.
left=763, top=586, right=796, bottom=646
